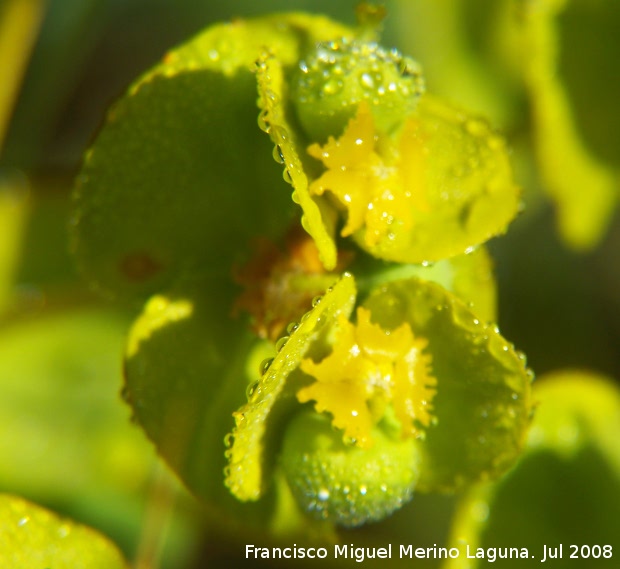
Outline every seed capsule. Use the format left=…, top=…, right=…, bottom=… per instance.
left=293, top=38, right=424, bottom=141
left=279, top=411, right=420, bottom=527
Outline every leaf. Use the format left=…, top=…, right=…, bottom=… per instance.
left=351, top=96, right=521, bottom=264
left=352, top=245, right=497, bottom=324
left=123, top=278, right=254, bottom=511
left=446, top=371, right=620, bottom=568
left=362, top=277, right=534, bottom=492
left=72, top=14, right=351, bottom=300
left=225, top=273, right=356, bottom=501
left=0, top=308, right=163, bottom=552
left=0, top=494, right=127, bottom=568
left=519, top=0, right=618, bottom=250
left=255, top=53, right=340, bottom=271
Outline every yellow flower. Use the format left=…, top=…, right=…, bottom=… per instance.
left=307, top=102, right=429, bottom=249
left=298, top=306, right=436, bottom=448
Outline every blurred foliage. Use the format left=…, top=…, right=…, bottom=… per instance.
left=0, top=493, right=128, bottom=568
left=447, top=371, right=620, bottom=568
left=0, top=0, right=619, bottom=567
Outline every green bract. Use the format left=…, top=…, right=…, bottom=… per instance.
left=72, top=14, right=351, bottom=298
left=224, top=273, right=532, bottom=525
left=0, top=494, right=128, bottom=568
left=446, top=372, right=620, bottom=568
left=72, top=9, right=531, bottom=535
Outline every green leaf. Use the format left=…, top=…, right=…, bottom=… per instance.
left=123, top=278, right=254, bottom=510
left=72, top=14, right=351, bottom=300
left=353, top=245, right=498, bottom=324
left=0, top=308, right=159, bottom=552
left=446, top=371, right=620, bottom=568
left=226, top=273, right=356, bottom=501
left=362, top=277, right=533, bottom=492
left=518, top=0, right=618, bottom=250
left=255, top=52, right=340, bottom=271
left=353, top=96, right=521, bottom=264
left=0, top=494, right=127, bottom=568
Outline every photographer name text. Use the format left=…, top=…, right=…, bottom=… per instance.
left=245, top=543, right=613, bottom=563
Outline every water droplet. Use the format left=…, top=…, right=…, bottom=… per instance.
left=323, top=78, right=343, bottom=95
left=276, top=336, right=290, bottom=351
left=360, top=72, right=375, bottom=89
left=259, top=357, right=274, bottom=375
left=465, top=118, right=487, bottom=137
left=233, top=411, right=246, bottom=427
left=342, top=435, right=357, bottom=446
left=359, top=485, right=368, bottom=495
left=283, top=169, right=293, bottom=184
left=223, top=432, right=234, bottom=448
left=246, top=380, right=260, bottom=400
left=286, top=322, right=299, bottom=334
left=272, top=145, right=285, bottom=164
left=317, top=488, right=330, bottom=501
left=312, top=295, right=323, bottom=307
left=257, top=110, right=270, bottom=133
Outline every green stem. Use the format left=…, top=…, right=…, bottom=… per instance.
left=0, top=0, right=47, bottom=156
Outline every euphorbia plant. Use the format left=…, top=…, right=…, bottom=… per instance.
left=71, top=8, right=533, bottom=543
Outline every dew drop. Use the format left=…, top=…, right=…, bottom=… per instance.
left=276, top=335, right=290, bottom=351
left=233, top=411, right=246, bottom=427
left=360, top=72, right=375, bottom=89
left=317, top=488, right=330, bottom=501
left=283, top=169, right=293, bottom=184
left=259, top=357, right=274, bottom=375
left=323, top=78, right=343, bottom=95
left=223, top=432, right=234, bottom=448
left=246, top=380, right=260, bottom=400
left=272, top=145, right=285, bottom=164
left=257, top=111, right=270, bottom=133
left=465, top=118, right=487, bottom=137
left=312, top=295, right=323, bottom=307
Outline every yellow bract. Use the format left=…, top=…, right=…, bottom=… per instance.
left=307, top=103, right=425, bottom=249
left=298, top=306, right=436, bottom=448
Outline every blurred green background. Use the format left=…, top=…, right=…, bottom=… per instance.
left=1, top=0, right=619, bottom=567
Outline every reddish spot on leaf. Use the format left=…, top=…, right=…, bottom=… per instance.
left=119, top=252, right=163, bottom=282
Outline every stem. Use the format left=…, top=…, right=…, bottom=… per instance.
left=0, top=0, right=46, bottom=156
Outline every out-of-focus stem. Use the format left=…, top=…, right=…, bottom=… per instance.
left=0, top=0, right=46, bottom=155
